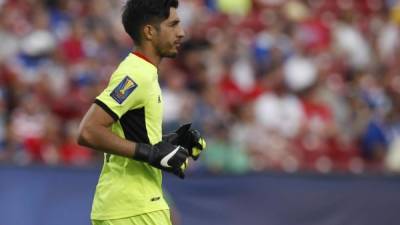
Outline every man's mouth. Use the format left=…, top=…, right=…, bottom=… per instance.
left=174, top=41, right=181, bottom=48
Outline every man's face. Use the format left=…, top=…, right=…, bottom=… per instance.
left=153, top=7, right=185, bottom=58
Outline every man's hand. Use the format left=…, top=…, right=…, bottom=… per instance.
left=163, top=124, right=206, bottom=160
left=133, top=141, right=189, bottom=179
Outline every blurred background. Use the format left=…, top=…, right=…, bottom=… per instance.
left=1, top=0, right=400, bottom=225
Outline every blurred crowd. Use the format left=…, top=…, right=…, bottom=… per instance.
left=1, top=0, right=400, bottom=174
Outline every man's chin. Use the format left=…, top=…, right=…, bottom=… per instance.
left=163, top=52, right=178, bottom=58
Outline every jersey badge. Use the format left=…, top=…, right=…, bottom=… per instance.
left=110, top=76, right=137, bottom=104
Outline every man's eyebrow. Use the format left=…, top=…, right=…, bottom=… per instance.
left=169, top=19, right=180, bottom=25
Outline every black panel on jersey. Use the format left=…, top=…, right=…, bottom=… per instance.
left=94, top=99, right=119, bottom=121
left=120, top=108, right=150, bottom=144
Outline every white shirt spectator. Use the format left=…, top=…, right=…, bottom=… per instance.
left=333, top=22, right=372, bottom=69
left=254, top=92, right=304, bottom=138
left=377, top=22, right=399, bottom=60
left=283, top=55, right=317, bottom=92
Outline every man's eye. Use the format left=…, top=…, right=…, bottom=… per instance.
left=170, top=21, right=179, bottom=27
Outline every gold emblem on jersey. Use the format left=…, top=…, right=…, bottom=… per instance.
left=110, top=76, right=138, bottom=104
left=118, top=79, right=135, bottom=97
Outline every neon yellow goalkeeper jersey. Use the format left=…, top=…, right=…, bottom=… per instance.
left=91, top=53, right=168, bottom=220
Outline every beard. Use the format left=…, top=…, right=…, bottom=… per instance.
left=156, top=42, right=178, bottom=58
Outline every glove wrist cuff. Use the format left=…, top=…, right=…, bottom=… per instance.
left=133, top=143, right=151, bottom=162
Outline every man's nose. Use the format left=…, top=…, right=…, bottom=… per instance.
left=177, top=26, right=185, bottom=39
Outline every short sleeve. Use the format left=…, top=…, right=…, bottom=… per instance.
left=95, top=73, right=149, bottom=120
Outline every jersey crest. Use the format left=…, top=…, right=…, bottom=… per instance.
left=110, top=76, right=137, bottom=104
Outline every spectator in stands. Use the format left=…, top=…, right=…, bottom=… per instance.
left=203, top=121, right=251, bottom=174
left=162, top=69, right=194, bottom=132
left=59, top=120, right=94, bottom=166
left=9, top=94, right=50, bottom=164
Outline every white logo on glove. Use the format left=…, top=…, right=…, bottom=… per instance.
left=160, top=146, right=180, bottom=168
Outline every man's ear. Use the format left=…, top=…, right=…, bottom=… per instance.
left=143, top=24, right=156, bottom=41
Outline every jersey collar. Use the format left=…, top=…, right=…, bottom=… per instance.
left=132, top=51, right=157, bottom=68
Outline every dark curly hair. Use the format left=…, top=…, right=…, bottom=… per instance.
left=122, top=0, right=179, bottom=44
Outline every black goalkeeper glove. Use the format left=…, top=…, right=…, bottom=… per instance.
left=133, top=141, right=189, bottom=179
left=163, top=124, right=206, bottom=160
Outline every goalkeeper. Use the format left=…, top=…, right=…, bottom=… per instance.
left=77, top=0, right=206, bottom=225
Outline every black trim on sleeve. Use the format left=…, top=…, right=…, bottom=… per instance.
left=94, top=99, right=119, bottom=121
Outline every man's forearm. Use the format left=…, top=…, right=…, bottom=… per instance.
left=78, top=125, right=136, bottom=158
left=77, top=123, right=189, bottom=178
